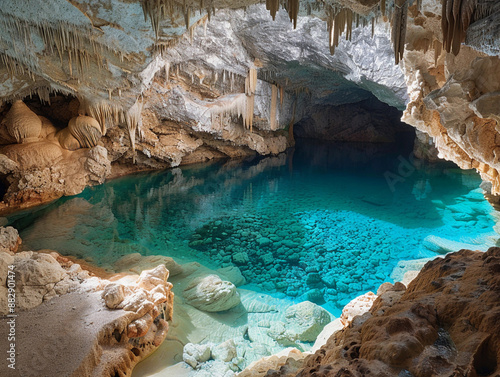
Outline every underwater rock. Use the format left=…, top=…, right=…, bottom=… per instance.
left=183, top=343, right=212, bottom=368
left=284, top=301, right=331, bottom=342
left=113, top=252, right=183, bottom=276
left=217, top=266, right=247, bottom=287
left=183, top=274, right=241, bottom=312
left=4, top=100, right=42, bottom=144
left=232, top=251, right=250, bottom=264
left=268, top=301, right=331, bottom=345
left=212, top=339, right=237, bottom=362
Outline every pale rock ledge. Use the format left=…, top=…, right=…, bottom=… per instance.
left=0, top=227, right=174, bottom=377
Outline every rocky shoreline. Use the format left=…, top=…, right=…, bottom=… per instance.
left=2, top=225, right=498, bottom=377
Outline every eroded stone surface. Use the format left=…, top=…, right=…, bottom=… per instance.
left=183, top=274, right=241, bottom=312
left=290, top=248, right=500, bottom=377
left=0, top=228, right=174, bottom=377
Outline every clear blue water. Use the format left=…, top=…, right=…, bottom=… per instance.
left=7, top=140, right=497, bottom=316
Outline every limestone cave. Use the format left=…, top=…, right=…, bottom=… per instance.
left=0, top=1, right=499, bottom=377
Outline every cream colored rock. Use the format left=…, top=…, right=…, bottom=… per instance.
left=311, top=318, right=343, bottom=352
left=183, top=343, right=211, bottom=368
left=14, top=252, right=66, bottom=287
left=68, top=115, right=102, bottom=148
left=85, top=145, right=111, bottom=184
left=284, top=301, right=331, bottom=342
left=137, top=264, right=169, bottom=290
left=1, top=141, right=63, bottom=170
left=340, top=291, right=377, bottom=326
left=114, top=252, right=183, bottom=276
left=211, top=339, right=237, bottom=362
left=0, top=154, right=18, bottom=174
left=5, top=100, right=42, bottom=144
left=0, top=251, right=14, bottom=286
left=183, top=274, right=241, bottom=312
left=238, top=347, right=305, bottom=377
left=127, top=312, right=154, bottom=337
left=102, top=282, right=126, bottom=309
left=58, top=127, right=81, bottom=151
left=39, top=115, right=57, bottom=139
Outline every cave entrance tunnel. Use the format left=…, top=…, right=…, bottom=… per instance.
left=292, top=91, right=415, bottom=148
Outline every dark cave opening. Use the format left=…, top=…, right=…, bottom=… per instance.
left=293, top=93, right=414, bottom=146
left=21, top=93, right=80, bottom=130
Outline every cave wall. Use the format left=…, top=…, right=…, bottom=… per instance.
left=0, top=0, right=499, bottom=207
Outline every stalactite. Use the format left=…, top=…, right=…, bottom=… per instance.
left=270, top=84, right=278, bottom=131
left=380, top=0, right=386, bottom=16
left=125, top=99, right=143, bottom=164
left=279, top=85, right=284, bottom=107
left=327, top=7, right=356, bottom=55
left=433, top=40, right=442, bottom=66
left=164, top=61, right=170, bottom=85
left=79, top=98, right=126, bottom=136
left=392, top=0, right=408, bottom=64
left=210, top=93, right=247, bottom=130
left=266, top=0, right=280, bottom=21
left=287, top=0, right=300, bottom=29
left=244, top=67, right=258, bottom=131
left=442, top=0, right=478, bottom=55
left=0, top=17, right=115, bottom=81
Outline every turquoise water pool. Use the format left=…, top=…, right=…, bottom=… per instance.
left=8, top=140, right=498, bottom=316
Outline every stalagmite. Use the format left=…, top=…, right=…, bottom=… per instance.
left=4, top=100, right=42, bottom=144
left=270, top=85, right=278, bottom=131
left=67, top=115, right=102, bottom=148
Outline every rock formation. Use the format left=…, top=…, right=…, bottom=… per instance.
left=0, top=227, right=174, bottom=377
left=274, top=247, right=500, bottom=377
left=0, top=0, right=499, bottom=376
left=0, top=0, right=496, bottom=211
left=183, top=274, right=241, bottom=312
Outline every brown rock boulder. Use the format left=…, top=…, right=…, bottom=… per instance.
left=291, top=248, right=500, bottom=377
